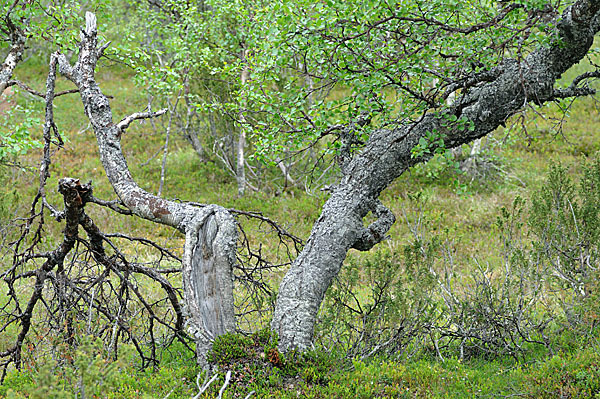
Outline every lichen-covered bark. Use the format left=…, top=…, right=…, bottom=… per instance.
left=0, top=17, right=26, bottom=94
left=272, top=0, right=600, bottom=352
left=56, top=13, right=236, bottom=366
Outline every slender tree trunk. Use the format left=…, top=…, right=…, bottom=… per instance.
left=237, top=49, right=250, bottom=197
left=273, top=0, right=600, bottom=351
left=470, top=139, right=482, bottom=158
left=186, top=131, right=206, bottom=160
left=275, top=156, right=295, bottom=188
left=56, top=13, right=236, bottom=366
left=182, top=76, right=206, bottom=161
left=236, top=130, right=246, bottom=196
left=461, top=138, right=482, bottom=175
left=158, top=95, right=177, bottom=197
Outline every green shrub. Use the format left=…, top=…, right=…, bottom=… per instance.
left=525, top=346, right=600, bottom=398
left=1, top=336, right=134, bottom=398
left=319, top=157, right=600, bottom=364
left=529, top=159, right=600, bottom=326
left=208, top=332, right=254, bottom=365
left=317, top=244, right=438, bottom=359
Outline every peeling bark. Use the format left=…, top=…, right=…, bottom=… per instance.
left=56, top=13, right=236, bottom=366
left=272, top=0, right=600, bottom=352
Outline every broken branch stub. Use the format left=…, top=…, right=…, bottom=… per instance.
left=183, top=206, right=237, bottom=365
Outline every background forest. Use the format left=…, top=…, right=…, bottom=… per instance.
left=1, top=0, right=600, bottom=397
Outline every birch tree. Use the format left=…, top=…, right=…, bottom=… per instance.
left=245, top=0, right=600, bottom=351
left=23, top=0, right=600, bottom=362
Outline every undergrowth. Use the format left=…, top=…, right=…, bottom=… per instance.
left=2, top=50, right=600, bottom=398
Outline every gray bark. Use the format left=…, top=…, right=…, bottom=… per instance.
left=236, top=50, right=250, bottom=197
left=56, top=13, right=236, bottom=366
left=272, top=0, right=600, bottom=352
left=183, top=205, right=237, bottom=365
left=0, top=17, right=26, bottom=94
left=186, top=128, right=206, bottom=160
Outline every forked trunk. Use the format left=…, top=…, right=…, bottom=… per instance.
left=56, top=13, right=237, bottom=366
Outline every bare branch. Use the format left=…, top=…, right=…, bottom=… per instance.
left=227, top=207, right=304, bottom=251
left=88, top=194, right=133, bottom=215
left=551, top=70, right=600, bottom=99
left=104, top=232, right=181, bottom=262
left=2, top=177, right=86, bottom=370
left=117, top=108, right=168, bottom=131
left=5, top=79, right=79, bottom=98
left=192, top=371, right=219, bottom=399
left=217, top=370, right=232, bottom=399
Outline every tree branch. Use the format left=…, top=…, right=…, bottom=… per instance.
left=352, top=200, right=396, bottom=251
left=551, top=70, right=600, bottom=99
left=117, top=108, right=168, bottom=131
left=273, top=0, right=600, bottom=352
left=5, top=79, right=79, bottom=98
left=4, top=177, right=86, bottom=369
left=55, top=12, right=239, bottom=366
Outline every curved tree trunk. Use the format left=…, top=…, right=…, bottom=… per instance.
left=272, top=0, right=600, bottom=351
left=56, top=13, right=237, bottom=366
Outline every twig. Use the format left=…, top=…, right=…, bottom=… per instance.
left=217, top=370, right=232, bottom=399
left=191, top=371, right=218, bottom=399
left=6, top=79, right=78, bottom=98
left=161, top=386, right=176, bottom=399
